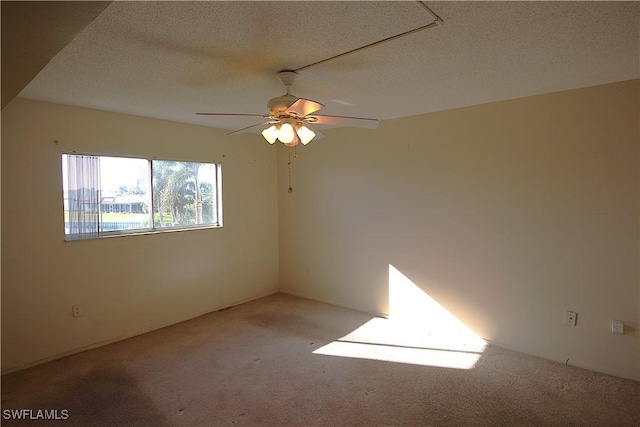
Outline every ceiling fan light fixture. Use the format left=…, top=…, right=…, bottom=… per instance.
left=296, top=125, right=315, bottom=145
left=278, top=122, right=296, bottom=144
left=262, top=125, right=279, bottom=144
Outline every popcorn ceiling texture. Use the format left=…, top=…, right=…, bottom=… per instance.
left=0, top=1, right=110, bottom=108
left=15, top=1, right=639, bottom=131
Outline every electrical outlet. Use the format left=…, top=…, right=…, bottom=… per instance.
left=611, top=320, right=624, bottom=334
left=72, top=305, right=82, bottom=318
left=564, top=310, right=577, bottom=326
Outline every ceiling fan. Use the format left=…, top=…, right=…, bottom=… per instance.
left=197, top=70, right=379, bottom=147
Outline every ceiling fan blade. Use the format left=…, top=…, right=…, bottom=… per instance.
left=227, top=120, right=274, bottom=136
left=308, top=114, right=379, bottom=129
left=196, top=112, right=267, bottom=118
left=286, top=98, right=324, bottom=117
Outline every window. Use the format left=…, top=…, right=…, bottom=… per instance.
left=62, top=154, right=222, bottom=240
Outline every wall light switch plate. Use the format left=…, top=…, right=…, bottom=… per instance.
left=611, top=320, right=624, bottom=334
left=564, top=310, right=577, bottom=326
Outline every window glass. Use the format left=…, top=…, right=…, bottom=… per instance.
left=152, top=161, right=217, bottom=228
left=62, top=154, right=221, bottom=240
left=99, top=156, right=150, bottom=232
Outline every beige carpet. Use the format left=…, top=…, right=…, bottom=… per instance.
left=2, top=293, right=639, bottom=426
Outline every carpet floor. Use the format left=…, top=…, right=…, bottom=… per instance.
left=1, top=293, right=639, bottom=426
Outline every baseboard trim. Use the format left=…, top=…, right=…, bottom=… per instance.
left=280, top=289, right=388, bottom=319
left=5, top=290, right=637, bottom=383
left=484, top=339, right=640, bottom=382
left=1, top=290, right=279, bottom=376
left=280, top=292, right=640, bottom=382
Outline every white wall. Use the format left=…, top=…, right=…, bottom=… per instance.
left=2, top=81, right=638, bottom=380
left=278, top=80, right=640, bottom=380
left=1, top=99, right=280, bottom=372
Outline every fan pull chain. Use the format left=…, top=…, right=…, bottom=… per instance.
left=287, top=147, right=299, bottom=193
left=288, top=148, right=293, bottom=193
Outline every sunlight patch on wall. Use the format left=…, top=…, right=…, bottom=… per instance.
left=313, top=265, right=486, bottom=369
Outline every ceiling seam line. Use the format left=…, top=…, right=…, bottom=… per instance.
left=416, top=1, right=444, bottom=25
left=293, top=22, right=439, bottom=73
left=293, top=3, right=441, bottom=73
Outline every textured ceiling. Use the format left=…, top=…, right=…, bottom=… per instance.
left=1, top=1, right=111, bottom=108
left=13, top=1, right=640, bottom=132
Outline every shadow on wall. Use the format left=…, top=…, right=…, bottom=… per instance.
left=313, top=264, right=486, bottom=369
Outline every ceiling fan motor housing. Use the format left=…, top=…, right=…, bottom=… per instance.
left=267, top=94, right=298, bottom=116
left=267, top=70, right=300, bottom=116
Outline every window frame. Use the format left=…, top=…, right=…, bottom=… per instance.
left=62, top=153, right=223, bottom=241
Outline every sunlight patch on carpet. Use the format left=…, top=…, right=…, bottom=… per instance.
left=313, top=265, right=486, bottom=369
